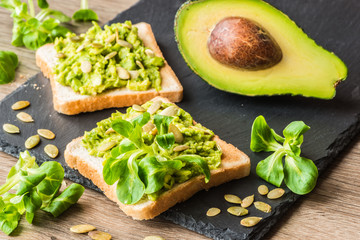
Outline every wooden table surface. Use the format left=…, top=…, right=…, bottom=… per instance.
left=0, top=1, right=359, bottom=239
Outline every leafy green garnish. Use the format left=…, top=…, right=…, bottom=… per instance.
left=0, top=50, right=18, bottom=84
left=0, top=0, right=71, bottom=50
left=103, top=112, right=211, bottom=205
left=250, top=115, right=318, bottom=195
left=72, top=0, right=98, bottom=22
left=0, top=151, right=85, bottom=235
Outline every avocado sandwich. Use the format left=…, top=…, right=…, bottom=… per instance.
left=36, top=22, right=183, bottom=115
left=64, top=97, right=250, bottom=220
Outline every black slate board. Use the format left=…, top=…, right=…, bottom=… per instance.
left=1, top=0, right=360, bottom=239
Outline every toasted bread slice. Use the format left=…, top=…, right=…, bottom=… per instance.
left=64, top=97, right=251, bottom=220
left=36, top=23, right=183, bottom=115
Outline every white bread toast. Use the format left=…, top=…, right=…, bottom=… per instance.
left=36, top=23, right=183, bottom=115
left=64, top=96, right=251, bottom=220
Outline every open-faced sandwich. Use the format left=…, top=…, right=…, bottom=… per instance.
left=65, top=96, right=250, bottom=219
left=36, top=21, right=183, bottom=115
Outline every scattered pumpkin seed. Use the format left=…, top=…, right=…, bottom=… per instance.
left=240, top=217, right=262, bottom=227
left=81, top=60, right=92, bottom=73
left=173, top=145, right=189, bottom=152
left=129, top=70, right=139, bottom=79
left=116, top=66, right=130, bottom=80
left=98, top=141, right=117, bottom=152
left=91, top=43, right=104, bottom=49
left=37, top=129, right=55, bottom=139
left=132, top=104, right=146, bottom=112
left=147, top=100, right=162, bottom=115
left=117, top=39, right=133, bottom=48
left=136, top=60, right=144, bottom=69
left=258, top=185, right=269, bottom=195
left=115, top=29, right=120, bottom=42
left=11, top=101, right=30, bottom=110
left=44, top=144, right=59, bottom=158
left=241, top=195, right=254, bottom=208
left=254, top=201, right=271, bottom=213
left=145, top=49, right=155, bottom=57
left=227, top=206, right=248, bottom=216
left=267, top=188, right=285, bottom=199
left=76, top=44, right=85, bottom=52
left=70, top=36, right=83, bottom=42
left=105, top=128, right=115, bottom=135
left=70, top=224, right=96, bottom=233
left=88, top=230, right=112, bottom=240
left=169, top=124, right=183, bottom=143
left=224, top=194, right=242, bottom=204
left=104, top=51, right=117, bottom=60
left=25, top=135, right=40, bottom=149
left=105, top=34, right=116, bottom=44
left=16, top=112, right=34, bottom=122
left=160, top=106, right=178, bottom=116
left=206, top=207, right=221, bottom=217
left=56, top=52, right=66, bottom=58
left=3, top=123, right=20, bottom=134
left=142, top=122, right=156, bottom=133
left=144, top=236, right=165, bottom=240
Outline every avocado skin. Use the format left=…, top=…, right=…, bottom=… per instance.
left=174, top=0, right=348, bottom=99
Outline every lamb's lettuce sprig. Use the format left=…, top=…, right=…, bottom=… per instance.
left=250, top=115, right=318, bottom=195
left=0, top=151, right=84, bottom=235
left=72, top=0, right=98, bottom=22
left=103, top=112, right=210, bottom=205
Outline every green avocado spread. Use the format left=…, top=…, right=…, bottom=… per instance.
left=53, top=21, right=164, bottom=95
left=82, top=101, right=222, bottom=202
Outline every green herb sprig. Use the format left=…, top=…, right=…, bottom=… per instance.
left=103, top=112, right=210, bottom=205
left=72, top=0, right=98, bottom=22
left=0, top=151, right=84, bottom=235
left=250, top=115, right=318, bottom=195
left=0, top=50, right=18, bottom=84
left=0, top=0, right=71, bottom=50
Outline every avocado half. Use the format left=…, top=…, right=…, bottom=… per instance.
left=174, top=0, right=348, bottom=99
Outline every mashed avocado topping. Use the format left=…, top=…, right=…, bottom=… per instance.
left=53, top=21, right=164, bottom=95
left=82, top=101, right=222, bottom=204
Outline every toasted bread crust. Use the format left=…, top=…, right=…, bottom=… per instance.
left=35, top=23, right=183, bottom=115
left=64, top=97, right=251, bottom=220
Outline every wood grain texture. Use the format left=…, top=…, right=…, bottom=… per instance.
left=0, top=0, right=359, bottom=239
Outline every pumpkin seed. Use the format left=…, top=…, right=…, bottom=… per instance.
left=144, top=236, right=165, bottom=240
left=76, top=44, right=85, bottom=52
left=104, top=51, right=117, bottom=60
left=88, top=230, right=112, bottom=240
left=70, top=224, right=96, bottom=233
left=173, top=145, right=189, bottom=152
left=145, top=49, right=155, bottom=57
left=206, top=207, right=221, bottom=217
left=129, top=70, right=139, bottom=79
left=117, top=39, right=133, bottom=48
left=132, top=104, right=145, bottom=112
left=258, top=185, right=269, bottom=195
left=25, top=135, right=40, bottom=149
left=169, top=124, right=183, bottom=143
left=240, top=217, right=262, bottom=227
left=147, top=100, right=162, bottom=115
left=98, top=141, right=117, bottom=152
left=11, top=101, right=30, bottom=110
left=267, top=188, right=285, bottom=199
left=44, top=144, right=59, bottom=158
left=56, top=52, right=66, bottom=58
left=3, top=124, right=20, bottom=134
left=70, top=36, right=83, bottom=42
left=160, top=106, right=178, bottom=116
left=16, top=112, right=34, bottom=122
left=105, top=128, right=115, bottom=135
left=37, top=129, right=55, bottom=139
left=224, top=194, right=242, bottom=204
left=91, top=43, right=104, bottom=49
left=227, top=206, right=248, bottom=216
left=81, top=61, right=92, bottom=73
left=241, top=195, right=254, bottom=208
left=142, top=122, right=155, bottom=133
left=136, top=60, right=144, bottom=69
left=105, top=34, right=116, bottom=44
left=116, top=67, right=130, bottom=80
left=115, top=29, right=119, bottom=42
left=254, top=201, right=271, bottom=213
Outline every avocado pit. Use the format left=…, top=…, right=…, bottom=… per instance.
left=207, top=17, right=283, bottom=70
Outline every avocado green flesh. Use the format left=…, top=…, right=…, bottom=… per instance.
left=175, top=0, right=347, bottom=99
